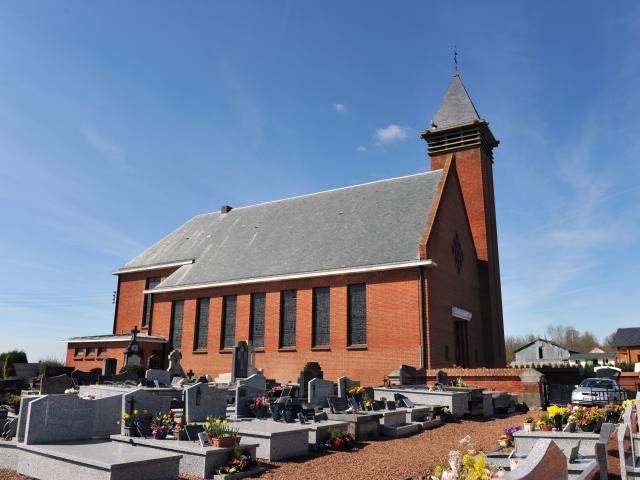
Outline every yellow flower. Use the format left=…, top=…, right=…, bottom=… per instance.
left=215, top=418, right=221, bottom=425
left=123, top=413, right=130, bottom=419
left=116, top=420, right=121, bottom=425
left=223, top=419, right=228, bottom=424
left=134, top=409, right=139, bottom=415
left=143, top=409, right=149, bottom=415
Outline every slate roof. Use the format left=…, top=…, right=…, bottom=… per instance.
left=610, top=328, right=640, bottom=347
left=569, top=352, right=616, bottom=360
left=64, top=334, right=167, bottom=343
left=431, top=73, right=481, bottom=130
left=119, top=170, right=444, bottom=290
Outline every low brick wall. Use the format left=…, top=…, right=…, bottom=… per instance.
left=618, top=371, right=640, bottom=391
left=424, top=368, right=544, bottom=407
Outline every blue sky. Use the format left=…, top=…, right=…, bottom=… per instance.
left=1, top=2, right=639, bottom=361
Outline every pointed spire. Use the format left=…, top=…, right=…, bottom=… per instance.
left=430, top=74, right=481, bottom=130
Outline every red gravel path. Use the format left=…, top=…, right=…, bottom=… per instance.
left=2, top=414, right=620, bottom=480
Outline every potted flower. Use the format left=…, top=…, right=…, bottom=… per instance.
left=249, top=396, right=269, bottom=419
left=119, top=410, right=140, bottom=437
left=324, top=427, right=355, bottom=450
left=547, top=405, right=566, bottom=431
left=523, top=417, right=535, bottom=432
left=537, top=414, right=553, bottom=432
left=216, top=443, right=256, bottom=477
left=498, top=434, right=510, bottom=448
left=150, top=411, right=175, bottom=440
left=204, top=417, right=240, bottom=448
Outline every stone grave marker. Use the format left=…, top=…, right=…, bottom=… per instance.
left=16, top=396, right=40, bottom=442
left=337, top=376, right=360, bottom=398
left=120, top=388, right=173, bottom=436
left=39, top=374, right=73, bottom=394
left=71, top=369, right=100, bottom=387
left=308, top=378, right=334, bottom=407
left=43, top=365, right=74, bottom=377
left=145, top=369, right=171, bottom=387
left=328, top=396, right=349, bottom=414
left=102, top=358, right=117, bottom=376
left=167, top=349, right=186, bottom=378
left=147, top=353, right=161, bottom=370
left=247, top=342, right=258, bottom=376
left=399, top=364, right=418, bottom=385
left=435, top=370, right=448, bottom=385
left=231, top=341, right=249, bottom=382
left=109, top=370, right=139, bottom=384
left=234, top=373, right=267, bottom=417
left=14, top=363, right=40, bottom=379
left=184, top=383, right=227, bottom=422
left=298, top=362, right=323, bottom=400
left=124, top=326, right=143, bottom=366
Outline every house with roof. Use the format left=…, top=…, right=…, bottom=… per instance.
left=609, top=328, right=640, bottom=364
left=65, top=71, right=506, bottom=385
left=513, top=338, right=576, bottom=366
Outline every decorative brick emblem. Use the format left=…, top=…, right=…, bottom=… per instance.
left=451, top=231, right=464, bottom=275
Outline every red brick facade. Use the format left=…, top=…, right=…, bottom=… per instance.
left=66, top=155, right=505, bottom=386
left=64, top=340, right=161, bottom=372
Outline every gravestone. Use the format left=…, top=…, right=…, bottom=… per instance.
left=247, top=342, right=258, bottom=376
left=102, top=358, right=117, bottom=376
left=234, top=373, right=267, bottom=417
left=145, top=369, right=171, bottom=387
left=108, top=371, right=139, bottom=384
left=435, top=370, right=448, bottom=385
left=43, top=365, right=74, bottom=377
left=184, top=383, right=227, bottom=422
left=298, top=362, right=323, bottom=400
left=14, top=363, right=40, bottom=379
left=71, top=369, right=100, bottom=386
left=399, top=365, right=417, bottom=385
left=231, top=341, right=249, bottom=381
left=337, top=376, right=360, bottom=398
left=308, top=378, right=334, bottom=407
left=39, top=374, right=73, bottom=394
left=147, top=353, right=161, bottom=370
left=328, top=396, right=349, bottom=414
left=167, top=349, right=186, bottom=378
left=16, top=397, right=41, bottom=442
left=120, top=388, right=173, bottom=436
left=124, top=326, right=143, bottom=366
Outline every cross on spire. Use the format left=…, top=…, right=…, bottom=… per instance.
left=453, top=46, right=459, bottom=76
left=131, top=326, right=140, bottom=342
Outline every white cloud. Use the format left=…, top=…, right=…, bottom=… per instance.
left=333, top=103, right=347, bottom=113
left=356, top=145, right=367, bottom=152
left=374, top=124, right=410, bottom=144
left=84, top=130, right=125, bottom=166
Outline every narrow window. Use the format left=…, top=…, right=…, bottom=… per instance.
left=280, top=290, right=297, bottom=347
left=170, top=300, right=184, bottom=350
left=142, top=277, right=161, bottom=328
left=221, top=295, right=237, bottom=349
left=98, top=347, right=107, bottom=356
left=250, top=293, right=266, bottom=348
left=194, top=298, right=210, bottom=350
left=86, top=346, right=96, bottom=356
left=538, top=347, right=543, bottom=359
left=75, top=347, right=83, bottom=357
left=347, top=283, right=366, bottom=345
left=312, top=287, right=330, bottom=347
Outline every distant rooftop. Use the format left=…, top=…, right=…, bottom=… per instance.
left=610, top=327, right=640, bottom=347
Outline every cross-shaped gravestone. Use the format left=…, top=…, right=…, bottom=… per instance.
left=131, top=326, right=140, bottom=342
left=187, top=369, right=195, bottom=380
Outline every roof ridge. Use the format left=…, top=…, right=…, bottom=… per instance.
left=208, top=170, right=443, bottom=214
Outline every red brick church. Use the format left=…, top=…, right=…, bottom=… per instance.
left=66, top=72, right=506, bottom=385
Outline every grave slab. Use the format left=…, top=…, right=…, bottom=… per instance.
left=17, top=439, right=181, bottom=480
left=306, top=420, right=349, bottom=450
left=120, top=388, right=174, bottom=436
left=0, top=439, right=18, bottom=469
left=381, top=423, right=420, bottom=438
left=234, top=374, right=267, bottom=418
left=325, top=412, right=382, bottom=441
left=308, top=378, right=334, bottom=408
left=145, top=369, right=171, bottom=387
left=184, top=383, right=227, bottom=422
left=373, top=386, right=467, bottom=417
left=231, top=419, right=310, bottom=461
left=337, top=376, right=359, bottom=399
left=514, top=430, right=600, bottom=458
left=110, top=434, right=257, bottom=478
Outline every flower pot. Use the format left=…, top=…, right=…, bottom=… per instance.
left=211, top=436, right=241, bottom=448
left=152, top=430, right=168, bottom=440
left=566, top=422, right=576, bottom=433
left=580, top=423, right=595, bottom=433
left=523, top=423, right=533, bottom=432
left=554, top=415, right=563, bottom=431
left=539, top=425, right=553, bottom=432
left=124, top=426, right=139, bottom=437
left=498, top=439, right=510, bottom=448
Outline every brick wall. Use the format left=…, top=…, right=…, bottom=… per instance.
left=431, top=148, right=506, bottom=367
left=424, top=164, right=484, bottom=369
left=148, top=268, right=424, bottom=386
left=114, top=267, right=180, bottom=335
left=65, top=341, right=160, bottom=372
left=425, top=368, right=532, bottom=393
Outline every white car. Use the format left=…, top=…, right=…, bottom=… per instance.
left=571, top=378, right=624, bottom=405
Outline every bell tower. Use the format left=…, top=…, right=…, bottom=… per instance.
left=421, top=72, right=506, bottom=367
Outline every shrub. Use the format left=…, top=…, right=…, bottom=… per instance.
left=119, top=364, right=146, bottom=379
left=38, top=356, right=66, bottom=375
left=2, top=353, right=16, bottom=378
left=0, top=351, right=28, bottom=364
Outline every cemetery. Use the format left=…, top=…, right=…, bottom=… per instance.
left=1, top=332, right=636, bottom=479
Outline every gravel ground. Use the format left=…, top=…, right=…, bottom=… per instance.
left=2, top=414, right=619, bottom=480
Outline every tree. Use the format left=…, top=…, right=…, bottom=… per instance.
left=0, top=350, right=27, bottom=364
left=2, top=352, right=16, bottom=378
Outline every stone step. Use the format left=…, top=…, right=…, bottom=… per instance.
left=412, top=418, right=442, bottom=431
left=380, top=423, right=420, bottom=438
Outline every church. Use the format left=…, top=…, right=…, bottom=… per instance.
left=65, top=71, right=506, bottom=386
